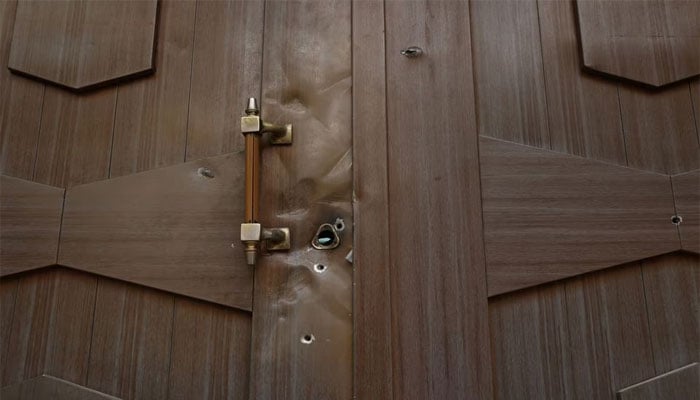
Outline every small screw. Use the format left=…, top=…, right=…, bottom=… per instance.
left=300, top=334, right=315, bottom=344
left=401, top=46, right=423, bottom=58
left=671, top=215, right=682, bottom=225
left=198, top=167, right=215, bottom=178
left=313, top=264, right=327, bottom=273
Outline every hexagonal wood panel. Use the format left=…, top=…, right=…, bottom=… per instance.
left=576, top=0, right=700, bottom=87
left=8, top=0, right=157, bottom=91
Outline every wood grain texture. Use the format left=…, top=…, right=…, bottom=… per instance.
left=58, top=153, right=254, bottom=311
left=692, top=80, right=700, bottom=138
left=1, top=374, right=120, bottom=400
left=185, top=0, right=264, bottom=160
left=537, top=0, right=627, bottom=164
left=672, top=170, right=700, bottom=253
left=86, top=279, right=174, bottom=400
left=480, top=137, right=679, bottom=295
left=0, top=0, right=45, bottom=180
left=168, top=299, right=250, bottom=400
left=0, top=175, right=64, bottom=276
left=471, top=0, right=550, bottom=147
left=489, top=285, right=570, bottom=400
left=641, top=253, right=699, bottom=373
left=619, top=85, right=699, bottom=175
left=576, top=0, right=700, bottom=87
left=109, top=0, right=196, bottom=178
left=565, top=265, right=656, bottom=398
left=385, top=1, right=492, bottom=398
left=33, top=87, right=117, bottom=188
left=0, top=276, right=19, bottom=384
left=617, top=362, right=699, bottom=400
left=249, top=1, right=353, bottom=398
left=352, top=0, right=392, bottom=399
left=1, top=268, right=97, bottom=387
left=9, top=0, right=157, bottom=91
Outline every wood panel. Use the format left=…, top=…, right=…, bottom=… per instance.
left=619, top=85, right=699, bottom=175
left=168, top=299, right=250, bottom=400
left=86, top=279, right=174, bottom=399
left=672, top=170, right=700, bottom=253
left=471, top=0, right=550, bottom=147
left=33, top=87, right=116, bottom=188
left=1, top=375, right=119, bottom=400
left=0, top=276, right=19, bottom=383
left=249, top=0, right=353, bottom=398
left=489, top=285, right=570, bottom=400
left=642, top=253, right=699, bottom=373
left=185, top=0, right=264, bottom=160
left=385, top=1, right=492, bottom=399
left=480, top=137, right=679, bottom=295
left=1, top=268, right=97, bottom=387
left=537, top=0, right=627, bottom=165
left=109, top=0, right=196, bottom=178
left=692, top=80, right=700, bottom=137
left=0, top=0, right=45, bottom=180
left=352, top=0, right=392, bottom=399
left=58, top=153, right=254, bottom=311
left=9, top=0, right=158, bottom=91
left=576, top=0, right=700, bottom=87
left=617, top=363, right=699, bottom=400
left=0, top=175, right=64, bottom=276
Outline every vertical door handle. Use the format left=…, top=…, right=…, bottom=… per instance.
left=240, top=98, right=292, bottom=265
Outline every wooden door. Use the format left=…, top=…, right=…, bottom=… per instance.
left=1, top=0, right=352, bottom=399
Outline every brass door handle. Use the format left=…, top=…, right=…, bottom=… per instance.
left=240, top=98, right=292, bottom=265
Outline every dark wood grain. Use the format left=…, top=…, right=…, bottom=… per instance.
left=672, top=170, right=700, bottom=253
left=8, top=0, right=158, bottom=91
left=185, top=0, right=264, bottom=160
left=86, top=279, right=174, bottom=399
left=109, top=0, right=196, bottom=178
left=0, top=276, right=19, bottom=383
left=537, top=0, right=627, bottom=164
left=617, top=362, right=699, bottom=400
left=641, top=253, right=699, bottom=373
left=0, top=0, right=45, bottom=180
left=352, top=0, right=392, bottom=399
left=489, top=285, right=570, bottom=400
left=619, top=85, right=699, bottom=175
left=168, top=299, right=251, bottom=400
left=1, top=375, right=120, bottom=400
left=33, top=87, right=116, bottom=188
left=58, top=153, right=254, bottom=311
left=692, top=80, right=700, bottom=138
left=2, top=268, right=97, bottom=387
left=385, top=1, right=492, bottom=398
left=471, top=0, right=550, bottom=147
left=576, top=0, right=700, bottom=87
left=480, top=137, right=679, bottom=295
left=0, top=175, right=64, bottom=276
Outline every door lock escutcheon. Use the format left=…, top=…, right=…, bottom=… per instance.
left=240, top=97, right=292, bottom=266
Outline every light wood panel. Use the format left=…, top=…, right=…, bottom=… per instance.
left=2, top=268, right=97, bottom=387
left=619, top=85, right=699, bottom=175
left=9, top=0, right=157, bottom=91
left=1, top=375, right=119, bottom=400
left=0, top=0, right=45, bottom=180
left=617, top=363, right=699, bottom=400
left=58, top=153, right=254, bottom=311
left=33, top=87, right=116, bottom=188
left=250, top=0, right=353, bottom=398
left=537, top=0, right=627, bottom=165
left=471, top=0, right=550, bottom=147
left=481, top=136, right=680, bottom=295
left=109, top=0, right=196, bottom=178
left=185, top=0, right=264, bottom=160
left=86, top=279, right=174, bottom=399
left=576, top=0, right=700, bottom=87
left=0, top=175, right=64, bottom=276
left=642, top=253, right=699, bottom=373
left=352, top=1, right=392, bottom=399
left=385, top=1, right=491, bottom=398
left=168, top=299, right=250, bottom=400
left=672, top=170, right=700, bottom=253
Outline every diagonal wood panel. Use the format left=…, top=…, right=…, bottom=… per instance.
left=480, top=137, right=680, bottom=296
left=617, top=363, right=699, bottom=400
left=58, top=153, right=254, bottom=311
left=0, top=175, right=64, bottom=276
left=1, top=375, right=120, bottom=400
left=672, top=170, right=700, bottom=253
